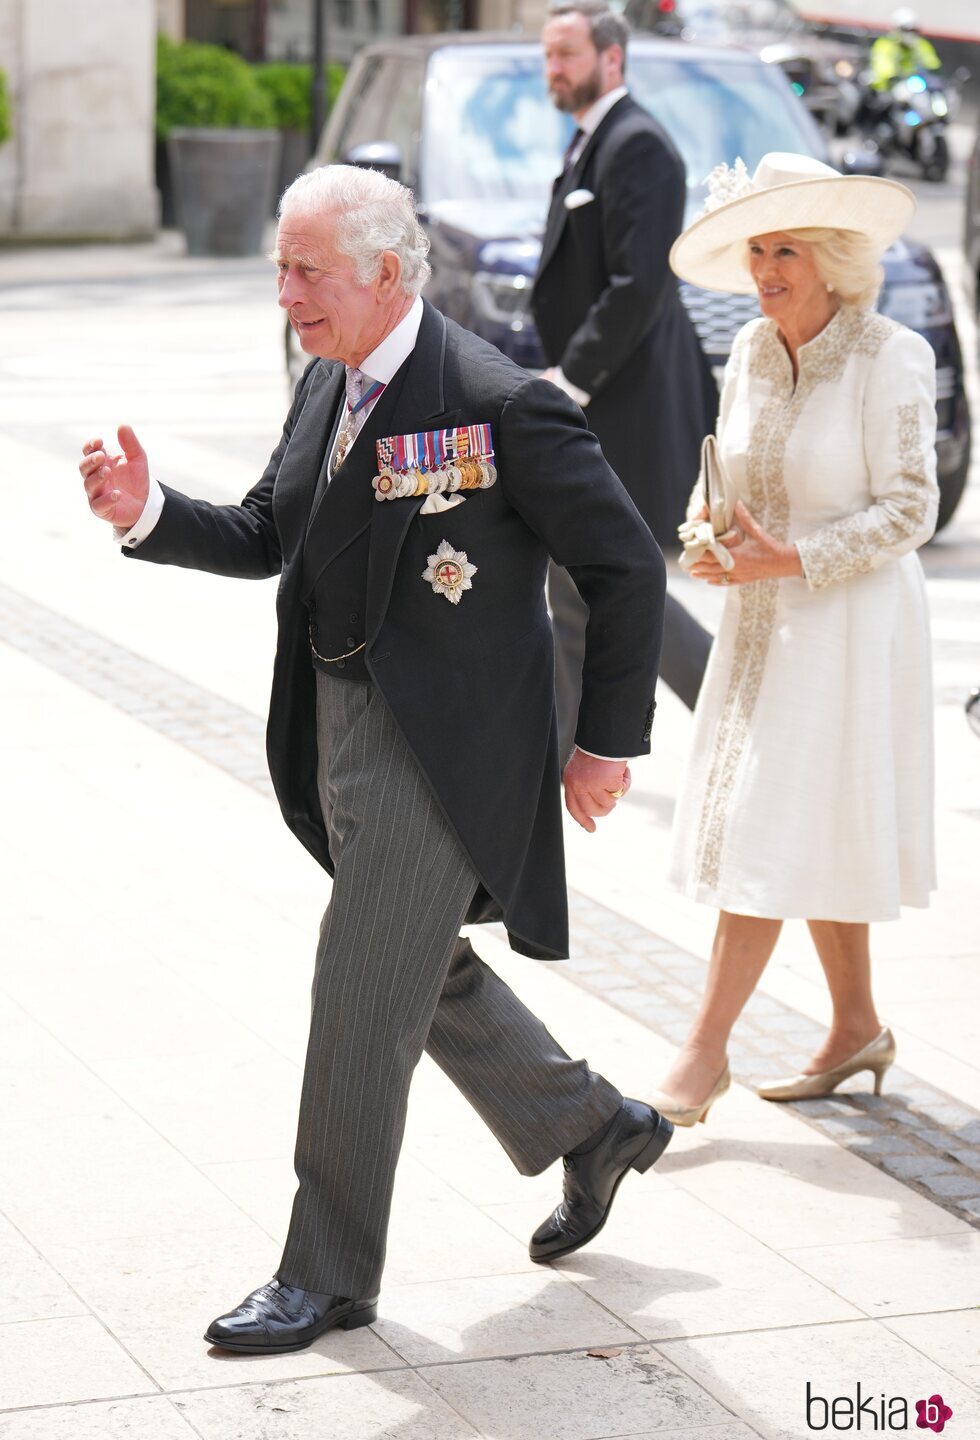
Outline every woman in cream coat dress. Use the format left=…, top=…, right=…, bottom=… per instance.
left=650, top=153, right=938, bottom=1125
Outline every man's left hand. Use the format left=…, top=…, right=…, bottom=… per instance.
left=563, top=751, right=631, bottom=833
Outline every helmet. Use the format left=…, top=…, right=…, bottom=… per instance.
left=891, top=8, right=918, bottom=30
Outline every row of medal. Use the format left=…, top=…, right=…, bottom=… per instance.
left=373, top=457, right=497, bottom=501
left=373, top=423, right=497, bottom=502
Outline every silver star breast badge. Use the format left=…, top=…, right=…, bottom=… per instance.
left=422, top=540, right=477, bottom=605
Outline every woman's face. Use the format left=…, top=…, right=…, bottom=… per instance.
left=748, top=232, right=833, bottom=332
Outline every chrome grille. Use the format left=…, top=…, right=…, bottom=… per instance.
left=935, top=365, right=956, bottom=401
left=679, top=284, right=760, bottom=362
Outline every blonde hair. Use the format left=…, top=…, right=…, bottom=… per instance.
left=782, top=227, right=883, bottom=310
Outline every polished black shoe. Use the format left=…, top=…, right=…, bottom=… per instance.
left=529, top=1098, right=673, bottom=1263
left=204, top=1278, right=378, bottom=1354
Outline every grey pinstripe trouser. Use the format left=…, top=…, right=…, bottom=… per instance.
left=276, top=672, right=621, bottom=1298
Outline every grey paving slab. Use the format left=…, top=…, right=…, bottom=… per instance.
left=660, top=1318, right=980, bottom=1440
left=0, top=1212, right=88, bottom=1325
left=879, top=1153, right=957, bottom=1180
left=0, top=1316, right=157, bottom=1411
left=922, top=1172, right=980, bottom=1199
left=595, top=1429, right=758, bottom=1440
left=172, top=1371, right=478, bottom=1440
left=0, top=1398, right=199, bottom=1440
left=884, top=1309, right=980, bottom=1392
left=419, top=1348, right=732, bottom=1440
left=374, top=1272, right=642, bottom=1366
left=782, top=1230, right=980, bottom=1317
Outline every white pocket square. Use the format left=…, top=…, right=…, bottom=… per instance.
left=564, top=188, right=595, bottom=210
left=420, top=492, right=467, bottom=515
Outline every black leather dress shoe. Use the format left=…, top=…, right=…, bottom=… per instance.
left=204, top=1279, right=378, bottom=1354
left=529, top=1098, right=673, bottom=1263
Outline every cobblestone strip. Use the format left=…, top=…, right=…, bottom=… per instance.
left=0, top=582, right=274, bottom=800
left=4, top=578, right=979, bottom=1228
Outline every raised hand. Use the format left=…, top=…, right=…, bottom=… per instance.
left=563, top=749, right=631, bottom=834
left=79, top=425, right=150, bottom=531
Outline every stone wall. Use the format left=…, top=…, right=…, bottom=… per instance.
left=0, top=0, right=157, bottom=240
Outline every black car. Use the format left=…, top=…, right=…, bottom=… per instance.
left=293, top=33, right=971, bottom=530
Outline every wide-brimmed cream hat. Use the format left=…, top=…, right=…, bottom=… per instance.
left=669, top=152, right=915, bottom=295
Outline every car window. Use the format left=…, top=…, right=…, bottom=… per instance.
left=422, top=50, right=569, bottom=203
left=327, top=55, right=423, bottom=183
left=376, top=61, right=425, bottom=184
left=630, top=55, right=822, bottom=188
left=420, top=47, right=821, bottom=210
left=326, top=55, right=391, bottom=159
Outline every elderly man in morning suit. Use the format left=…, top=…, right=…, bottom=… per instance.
left=78, top=165, right=673, bottom=1355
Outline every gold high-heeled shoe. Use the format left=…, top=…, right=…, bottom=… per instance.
left=757, top=1026, right=896, bottom=1102
left=647, top=1063, right=731, bottom=1127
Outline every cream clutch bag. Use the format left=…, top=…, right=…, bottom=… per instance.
left=677, top=433, right=737, bottom=573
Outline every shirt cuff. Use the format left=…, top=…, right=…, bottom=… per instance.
left=115, top=477, right=165, bottom=548
left=575, top=746, right=629, bottom=763
left=552, top=367, right=591, bottom=409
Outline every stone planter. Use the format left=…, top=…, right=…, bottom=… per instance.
left=167, top=127, right=282, bottom=257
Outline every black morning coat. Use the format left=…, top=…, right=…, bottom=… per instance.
left=530, top=93, right=719, bottom=548
left=128, top=302, right=665, bottom=959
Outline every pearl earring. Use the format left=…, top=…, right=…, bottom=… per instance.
left=826, top=282, right=834, bottom=293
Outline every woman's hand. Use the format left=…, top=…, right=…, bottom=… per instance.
left=689, top=501, right=803, bottom=586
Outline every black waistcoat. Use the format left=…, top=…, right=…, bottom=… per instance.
left=302, top=363, right=407, bottom=682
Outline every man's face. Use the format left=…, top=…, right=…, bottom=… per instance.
left=275, top=213, right=383, bottom=366
left=542, top=13, right=620, bottom=115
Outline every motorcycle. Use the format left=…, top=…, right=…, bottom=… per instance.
left=860, top=68, right=963, bottom=182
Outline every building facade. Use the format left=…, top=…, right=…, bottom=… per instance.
left=161, top=0, right=547, bottom=66
left=0, top=0, right=157, bottom=240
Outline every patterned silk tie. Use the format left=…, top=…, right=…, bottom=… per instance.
left=561, top=127, right=584, bottom=174
left=331, top=367, right=369, bottom=477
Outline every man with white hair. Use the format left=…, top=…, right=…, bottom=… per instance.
left=79, top=164, right=672, bottom=1355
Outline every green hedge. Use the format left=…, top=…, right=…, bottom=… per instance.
left=156, top=34, right=274, bottom=139
left=0, top=69, right=12, bottom=145
left=253, top=62, right=345, bottom=133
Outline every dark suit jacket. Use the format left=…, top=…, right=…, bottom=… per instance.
left=127, top=302, right=664, bottom=959
left=531, top=94, right=718, bottom=547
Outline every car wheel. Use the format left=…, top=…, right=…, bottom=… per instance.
left=935, top=423, right=971, bottom=533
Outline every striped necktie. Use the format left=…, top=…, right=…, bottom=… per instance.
left=331, top=367, right=384, bottom=476
left=561, top=127, right=584, bottom=174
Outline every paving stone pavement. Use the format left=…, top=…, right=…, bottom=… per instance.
left=4, top=574, right=980, bottom=1233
